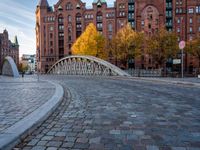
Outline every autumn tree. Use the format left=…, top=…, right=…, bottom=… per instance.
left=109, top=23, right=144, bottom=68
left=146, top=27, right=179, bottom=69
left=72, top=23, right=107, bottom=59
left=18, top=63, right=29, bottom=73
left=186, top=38, right=200, bottom=68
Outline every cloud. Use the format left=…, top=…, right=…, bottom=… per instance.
left=0, top=22, right=36, bottom=57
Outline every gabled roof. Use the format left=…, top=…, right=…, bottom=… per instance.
left=38, top=0, right=49, bottom=7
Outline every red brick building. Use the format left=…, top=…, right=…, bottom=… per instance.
left=0, top=29, right=19, bottom=74
left=36, top=0, right=200, bottom=73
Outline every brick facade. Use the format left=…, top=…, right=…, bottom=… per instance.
left=36, top=0, right=200, bottom=73
left=0, top=29, right=19, bottom=74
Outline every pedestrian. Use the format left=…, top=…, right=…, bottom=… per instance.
left=22, top=71, right=24, bottom=78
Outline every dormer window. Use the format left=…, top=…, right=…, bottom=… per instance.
left=97, top=2, right=101, bottom=7
left=76, top=4, right=80, bottom=9
left=58, top=5, right=63, bottom=11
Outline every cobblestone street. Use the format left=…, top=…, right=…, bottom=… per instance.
left=13, top=76, right=200, bottom=150
left=0, top=77, right=55, bottom=133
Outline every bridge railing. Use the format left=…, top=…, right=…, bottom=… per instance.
left=126, top=69, right=162, bottom=77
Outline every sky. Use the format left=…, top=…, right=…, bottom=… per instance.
left=0, top=0, right=114, bottom=57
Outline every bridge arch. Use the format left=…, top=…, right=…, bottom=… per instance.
left=2, top=56, right=20, bottom=78
left=47, top=55, right=130, bottom=77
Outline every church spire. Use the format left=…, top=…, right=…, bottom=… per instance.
left=38, top=0, right=49, bottom=7
left=14, top=36, right=19, bottom=46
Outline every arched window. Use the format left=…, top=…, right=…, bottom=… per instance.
left=76, top=13, right=82, bottom=22
left=68, top=27, right=72, bottom=34
left=97, top=11, right=103, bottom=31
left=108, top=23, right=112, bottom=32
left=58, top=14, right=63, bottom=23
left=76, top=13, right=82, bottom=38
left=68, top=15, right=72, bottom=23
left=97, top=11, right=102, bottom=22
left=66, top=2, right=73, bottom=10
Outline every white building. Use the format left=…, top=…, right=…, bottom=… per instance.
left=21, top=54, right=36, bottom=73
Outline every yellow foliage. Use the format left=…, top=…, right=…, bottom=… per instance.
left=72, top=23, right=107, bottom=60
left=109, top=23, right=144, bottom=66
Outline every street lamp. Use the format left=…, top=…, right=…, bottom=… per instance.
left=179, top=41, right=186, bottom=78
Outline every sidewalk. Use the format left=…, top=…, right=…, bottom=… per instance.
left=0, top=76, right=64, bottom=150
left=138, top=77, right=200, bottom=87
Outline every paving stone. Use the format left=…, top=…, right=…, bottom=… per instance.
left=109, top=130, right=121, bottom=135
left=13, top=76, right=200, bottom=150
left=64, top=137, right=76, bottom=142
left=61, top=142, right=74, bottom=148
left=46, top=147, right=58, bottom=150
left=31, top=146, right=46, bottom=150
left=41, top=136, right=54, bottom=141
left=146, top=145, right=159, bottom=150
left=89, top=137, right=101, bottom=144
left=0, top=79, right=55, bottom=133
left=37, top=140, right=48, bottom=146
left=47, top=141, right=62, bottom=147
left=27, top=139, right=39, bottom=146
left=76, top=138, right=88, bottom=143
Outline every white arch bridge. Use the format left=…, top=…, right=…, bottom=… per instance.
left=47, top=55, right=130, bottom=77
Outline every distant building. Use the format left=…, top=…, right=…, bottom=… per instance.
left=0, top=29, right=19, bottom=74
left=36, top=0, right=200, bottom=73
left=20, top=54, right=36, bottom=73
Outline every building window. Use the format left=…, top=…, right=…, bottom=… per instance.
left=58, top=17, right=63, bottom=23
left=68, top=27, right=72, bottom=34
left=177, top=28, right=180, bottom=33
left=119, top=3, right=125, bottom=9
left=128, top=13, right=134, bottom=19
left=97, top=23, right=102, bottom=29
left=76, top=13, right=82, bottom=22
left=66, top=2, right=73, bottom=10
left=188, top=8, right=194, bottom=14
left=49, top=26, right=54, bottom=31
left=199, top=26, right=200, bottom=32
left=50, top=49, right=53, bottom=54
left=108, top=23, right=112, bottom=32
left=189, top=35, right=193, bottom=41
left=189, top=18, right=193, bottom=24
left=177, top=18, right=180, bottom=24
left=68, top=15, right=72, bottom=22
left=189, top=27, right=193, bottom=33
left=58, top=25, right=64, bottom=31
left=119, top=11, right=126, bottom=17
left=128, top=5, right=134, bottom=11
left=97, top=12, right=103, bottom=22
left=68, top=36, right=72, bottom=42
left=50, top=33, right=53, bottom=39
left=141, top=20, right=144, bottom=26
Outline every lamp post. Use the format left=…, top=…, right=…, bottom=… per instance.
left=181, top=48, right=184, bottom=78
left=179, top=41, right=185, bottom=78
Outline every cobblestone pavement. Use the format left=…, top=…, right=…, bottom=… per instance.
left=14, top=76, right=200, bottom=150
left=145, top=77, right=200, bottom=84
left=0, top=76, right=55, bottom=133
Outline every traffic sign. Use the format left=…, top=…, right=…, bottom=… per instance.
left=173, top=59, right=181, bottom=64
left=179, top=41, right=185, bottom=49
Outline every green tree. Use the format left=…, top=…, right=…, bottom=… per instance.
left=110, top=23, right=144, bottom=68
left=72, top=23, right=107, bottom=59
left=146, top=27, right=179, bottom=69
left=186, top=38, right=200, bottom=68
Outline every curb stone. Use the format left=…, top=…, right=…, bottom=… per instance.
left=0, top=80, right=64, bottom=150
